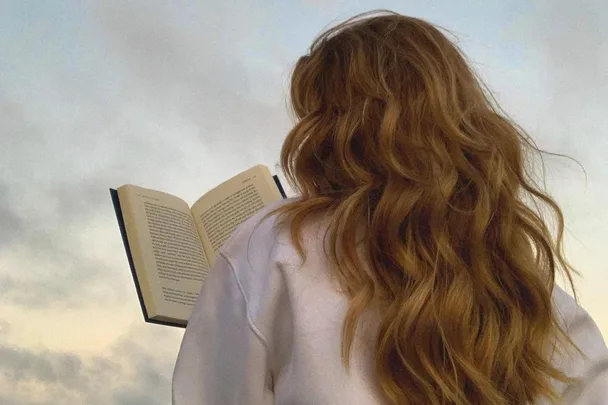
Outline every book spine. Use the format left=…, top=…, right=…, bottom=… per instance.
left=272, top=175, right=287, bottom=199
left=110, top=189, right=187, bottom=329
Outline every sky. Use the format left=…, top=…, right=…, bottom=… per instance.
left=0, top=0, right=606, bottom=404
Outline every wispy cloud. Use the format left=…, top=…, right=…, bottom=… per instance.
left=0, top=323, right=179, bottom=405
left=91, top=0, right=292, bottom=167
left=512, top=0, right=608, bottom=162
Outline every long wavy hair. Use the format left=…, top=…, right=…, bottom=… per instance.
left=267, top=10, right=582, bottom=405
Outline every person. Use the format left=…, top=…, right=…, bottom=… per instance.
left=172, top=10, right=607, bottom=405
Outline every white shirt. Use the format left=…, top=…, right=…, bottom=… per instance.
left=172, top=199, right=608, bottom=405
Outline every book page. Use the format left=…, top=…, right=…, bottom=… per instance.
left=118, top=185, right=210, bottom=324
left=191, top=165, right=282, bottom=265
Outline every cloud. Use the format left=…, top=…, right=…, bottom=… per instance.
left=506, top=0, right=608, bottom=164
left=0, top=319, right=11, bottom=339
left=0, top=323, right=180, bottom=405
left=0, top=251, right=114, bottom=309
left=0, top=181, right=26, bottom=246
left=0, top=80, right=181, bottom=310
left=90, top=0, right=291, bottom=161
left=535, top=0, right=606, bottom=97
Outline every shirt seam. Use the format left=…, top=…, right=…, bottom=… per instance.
left=219, top=250, right=269, bottom=349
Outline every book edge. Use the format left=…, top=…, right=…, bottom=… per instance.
left=110, top=188, right=187, bottom=329
left=272, top=175, right=287, bottom=199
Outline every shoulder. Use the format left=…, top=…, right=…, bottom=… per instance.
left=551, top=285, right=607, bottom=380
left=552, top=285, right=604, bottom=346
left=218, top=197, right=299, bottom=264
left=215, top=198, right=299, bottom=332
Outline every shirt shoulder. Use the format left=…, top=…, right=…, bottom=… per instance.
left=216, top=198, right=299, bottom=340
left=218, top=197, right=298, bottom=262
left=550, top=284, right=608, bottom=401
left=552, top=285, right=606, bottom=355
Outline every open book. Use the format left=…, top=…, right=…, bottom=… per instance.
left=110, top=165, right=286, bottom=328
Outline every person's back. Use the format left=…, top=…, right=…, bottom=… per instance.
left=173, top=11, right=608, bottom=405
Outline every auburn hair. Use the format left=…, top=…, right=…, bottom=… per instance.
left=266, top=10, right=581, bottom=405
